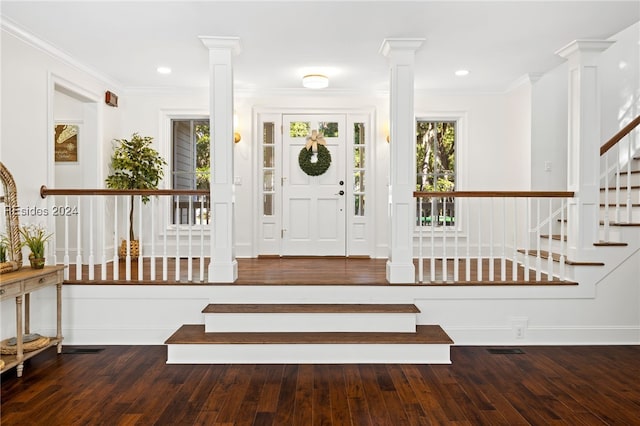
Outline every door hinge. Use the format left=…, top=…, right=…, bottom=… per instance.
left=281, top=229, right=286, bottom=238
left=281, top=176, right=286, bottom=186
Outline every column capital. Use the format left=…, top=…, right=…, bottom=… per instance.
left=199, top=36, right=242, bottom=55
left=379, top=38, right=425, bottom=58
left=555, top=39, right=614, bottom=63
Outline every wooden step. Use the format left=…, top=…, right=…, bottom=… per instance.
left=517, top=249, right=604, bottom=266
left=203, top=303, right=420, bottom=333
left=600, top=221, right=640, bottom=227
left=600, top=203, right=640, bottom=207
left=601, top=185, right=640, bottom=191
left=540, top=235, right=628, bottom=247
left=165, top=324, right=453, bottom=364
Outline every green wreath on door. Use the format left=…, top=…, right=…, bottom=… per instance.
left=298, top=130, right=332, bottom=176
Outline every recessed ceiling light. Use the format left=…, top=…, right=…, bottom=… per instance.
left=302, top=74, right=329, bottom=89
left=455, top=69, right=469, bottom=77
left=157, top=66, right=172, bottom=75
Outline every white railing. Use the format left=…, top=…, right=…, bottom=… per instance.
left=40, top=187, right=211, bottom=283
left=600, top=116, right=640, bottom=241
left=414, top=191, right=574, bottom=284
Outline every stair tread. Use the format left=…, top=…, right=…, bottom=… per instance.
left=600, top=221, right=640, bottom=226
left=517, top=249, right=604, bottom=266
left=599, top=203, right=640, bottom=207
left=601, top=185, right=640, bottom=190
left=203, top=303, right=420, bottom=314
left=593, top=241, right=628, bottom=247
left=165, top=324, right=454, bottom=345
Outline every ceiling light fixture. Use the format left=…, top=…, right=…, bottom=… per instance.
left=302, top=74, right=329, bottom=89
left=157, top=66, right=172, bottom=75
left=455, top=69, right=469, bottom=77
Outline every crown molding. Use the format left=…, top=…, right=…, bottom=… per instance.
left=1, top=16, right=123, bottom=90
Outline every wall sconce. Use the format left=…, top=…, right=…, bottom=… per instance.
left=233, top=113, right=241, bottom=143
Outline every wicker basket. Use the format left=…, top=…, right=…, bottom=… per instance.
left=119, top=240, right=140, bottom=259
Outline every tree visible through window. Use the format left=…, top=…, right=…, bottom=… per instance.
left=172, top=119, right=210, bottom=224
left=416, top=121, right=456, bottom=226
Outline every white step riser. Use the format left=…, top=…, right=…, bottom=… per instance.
left=600, top=190, right=640, bottom=205
left=167, top=343, right=452, bottom=364
left=604, top=172, right=640, bottom=186
left=600, top=206, right=640, bottom=222
left=205, top=312, right=417, bottom=333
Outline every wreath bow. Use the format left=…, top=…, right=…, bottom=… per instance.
left=304, top=130, right=326, bottom=153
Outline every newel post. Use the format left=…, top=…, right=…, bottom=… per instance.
left=556, top=40, right=614, bottom=261
left=380, top=38, right=424, bottom=283
left=200, top=36, right=241, bottom=282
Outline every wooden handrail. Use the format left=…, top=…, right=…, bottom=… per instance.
left=600, top=115, right=640, bottom=156
left=40, top=186, right=209, bottom=198
left=413, top=191, right=574, bottom=198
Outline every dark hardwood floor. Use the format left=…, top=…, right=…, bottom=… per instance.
left=2, top=345, right=639, bottom=425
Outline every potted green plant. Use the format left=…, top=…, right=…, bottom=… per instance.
left=19, top=224, right=52, bottom=269
left=105, top=133, right=166, bottom=258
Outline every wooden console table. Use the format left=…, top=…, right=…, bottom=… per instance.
left=0, top=265, right=64, bottom=377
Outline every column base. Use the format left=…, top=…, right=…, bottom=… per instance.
left=386, top=260, right=416, bottom=284
left=208, top=260, right=238, bottom=283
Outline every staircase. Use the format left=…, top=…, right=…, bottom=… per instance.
left=165, top=301, right=453, bottom=364
left=521, top=154, right=640, bottom=281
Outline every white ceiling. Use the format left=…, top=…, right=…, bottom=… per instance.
left=2, top=1, right=639, bottom=93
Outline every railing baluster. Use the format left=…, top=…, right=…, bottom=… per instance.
left=75, top=196, right=82, bottom=280
left=188, top=196, right=193, bottom=282
left=465, top=199, right=471, bottom=282
left=125, top=195, right=131, bottom=281
left=138, top=196, right=143, bottom=280
left=163, top=197, right=168, bottom=281
left=501, top=198, right=506, bottom=282
left=625, top=134, right=632, bottom=223
left=199, top=197, right=205, bottom=282
left=524, top=198, right=530, bottom=282
left=418, top=197, right=423, bottom=283
left=150, top=196, right=156, bottom=281
left=603, top=151, right=611, bottom=241
left=175, top=195, right=180, bottom=281
left=89, top=197, right=95, bottom=281
left=547, top=199, right=553, bottom=281
left=63, top=196, right=70, bottom=280
left=454, top=198, right=459, bottom=282
left=430, top=197, right=435, bottom=282
left=512, top=198, right=518, bottom=281
left=535, top=198, right=541, bottom=282
left=477, top=198, right=482, bottom=282
left=112, top=196, right=117, bottom=280
left=489, top=198, right=494, bottom=281
left=442, top=197, right=447, bottom=282
left=560, top=199, right=566, bottom=280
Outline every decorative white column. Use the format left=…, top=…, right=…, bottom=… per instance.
left=200, top=36, right=241, bottom=282
left=556, top=40, right=613, bottom=260
left=380, top=38, right=424, bottom=283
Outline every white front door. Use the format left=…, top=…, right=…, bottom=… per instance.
left=282, top=115, right=347, bottom=255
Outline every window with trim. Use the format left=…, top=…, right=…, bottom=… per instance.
left=172, top=119, right=210, bottom=224
left=416, top=120, right=456, bottom=227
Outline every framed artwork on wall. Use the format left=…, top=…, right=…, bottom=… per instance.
left=54, top=124, right=79, bottom=162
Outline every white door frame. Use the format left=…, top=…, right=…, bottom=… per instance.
left=253, top=107, right=375, bottom=257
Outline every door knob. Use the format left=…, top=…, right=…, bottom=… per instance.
left=339, top=190, right=345, bottom=196
left=339, top=180, right=344, bottom=186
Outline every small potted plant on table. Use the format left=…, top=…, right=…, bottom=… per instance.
left=19, top=224, right=52, bottom=269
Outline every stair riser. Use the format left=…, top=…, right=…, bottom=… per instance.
left=599, top=206, right=640, bottom=222
left=600, top=190, right=640, bottom=205
left=204, top=313, right=417, bottom=333
left=166, top=343, right=452, bottom=364
left=604, top=172, right=640, bottom=186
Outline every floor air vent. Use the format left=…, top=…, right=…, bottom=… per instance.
left=62, top=347, right=105, bottom=354
left=487, top=348, right=525, bottom=355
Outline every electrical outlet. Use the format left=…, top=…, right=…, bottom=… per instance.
left=510, top=317, right=528, bottom=339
